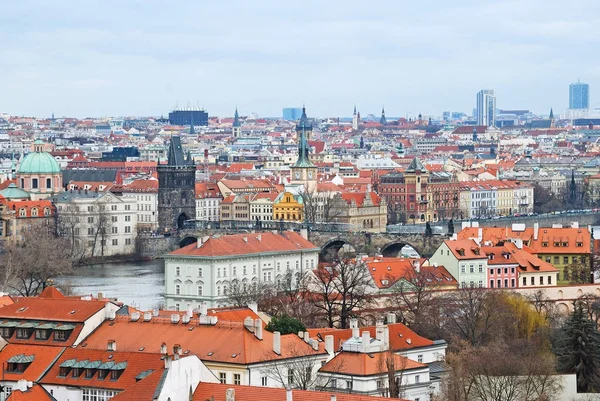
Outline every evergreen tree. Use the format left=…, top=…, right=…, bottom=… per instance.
left=447, top=218, right=454, bottom=236
left=265, top=314, right=306, bottom=335
left=553, top=302, right=600, bottom=392
left=425, top=222, right=433, bottom=237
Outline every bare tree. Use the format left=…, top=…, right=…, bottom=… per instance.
left=0, top=224, right=73, bottom=296
left=227, top=278, right=275, bottom=308
left=306, top=255, right=373, bottom=329
left=90, top=202, right=113, bottom=258
left=300, top=188, right=344, bottom=225
left=55, top=208, right=86, bottom=260
left=259, top=342, right=340, bottom=390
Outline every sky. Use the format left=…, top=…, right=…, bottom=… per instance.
left=1, top=0, right=599, bottom=119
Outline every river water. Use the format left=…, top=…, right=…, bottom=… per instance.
left=58, top=259, right=165, bottom=311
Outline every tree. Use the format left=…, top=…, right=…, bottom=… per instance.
left=55, top=208, right=86, bottom=260
left=447, top=218, right=454, bottom=236
left=425, top=221, right=433, bottom=237
left=89, top=201, right=113, bottom=258
left=300, top=188, right=344, bottom=226
left=307, top=256, right=373, bottom=329
left=0, top=224, right=73, bottom=296
left=553, top=301, right=600, bottom=392
left=265, top=314, right=306, bottom=335
left=564, top=261, right=591, bottom=284
left=227, top=279, right=275, bottom=308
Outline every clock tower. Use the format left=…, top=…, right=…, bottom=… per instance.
left=290, top=106, right=317, bottom=193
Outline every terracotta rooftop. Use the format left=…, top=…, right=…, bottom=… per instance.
left=0, top=344, right=65, bottom=382
left=320, top=351, right=426, bottom=376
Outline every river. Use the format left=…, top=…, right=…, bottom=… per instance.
left=58, top=259, right=165, bottom=311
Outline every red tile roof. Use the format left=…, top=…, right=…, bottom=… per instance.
left=122, top=179, right=158, bottom=193
left=340, top=192, right=381, bottom=207
left=195, top=182, right=222, bottom=199
left=169, top=232, right=318, bottom=258
left=6, top=384, right=55, bottom=401
left=365, top=257, right=457, bottom=289
left=306, top=322, right=433, bottom=353
left=320, top=351, right=425, bottom=376
left=443, top=239, right=486, bottom=260
left=1, top=199, right=55, bottom=218
left=40, top=349, right=165, bottom=391
left=0, top=296, right=107, bottom=323
left=0, top=344, right=65, bottom=382
left=109, top=369, right=165, bottom=401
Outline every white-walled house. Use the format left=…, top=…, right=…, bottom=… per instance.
left=164, top=231, right=320, bottom=309
left=429, top=239, right=488, bottom=288
left=195, top=182, right=222, bottom=222
left=52, top=190, right=138, bottom=257
left=119, top=178, right=158, bottom=232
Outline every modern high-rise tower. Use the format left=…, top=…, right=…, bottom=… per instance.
left=569, top=80, right=589, bottom=109
left=476, top=90, right=496, bottom=127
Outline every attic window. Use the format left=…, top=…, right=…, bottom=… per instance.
left=381, top=280, right=389, bottom=286
left=577, top=242, right=583, bottom=247
left=542, top=242, right=548, bottom=247
left=207, top=352, right=214, bottom=356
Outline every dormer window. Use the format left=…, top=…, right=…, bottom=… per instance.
left=59, top=359, right=76, bottom=377
left=6, top=354, right=34, bottom=373
left=542, top=242, right=548, bottom=247
left=35, top=329, right=50, bottom=340
left=577, top=242, right=583, bottom=247
left=53, top=324, right=74, bottom=342
left=98, top=369, right=108, bottom=380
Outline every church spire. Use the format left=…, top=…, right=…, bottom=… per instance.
left=549, top=108, right=554, bottom=120
left=353, top=104, right=357, bottom=116
left=232, top=107, right=241, bottom=138
left=380, top=106, right=387, bottom=125
left=293, top=106, right=314, bottom=168
left=233, top=107, right=240, bottom=127
left=189, top=113, right=195, bottom=135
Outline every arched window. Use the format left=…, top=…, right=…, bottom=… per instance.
left=44, top=207, right=51, bottom=216
left=19, top=208, right=26, bottom=217
left=31, top=208, right=38, bottom=217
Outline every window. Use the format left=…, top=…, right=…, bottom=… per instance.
left=125, top=226, right=131, bottom=233
left=88, top=216, right=94, bottom=223
left=511, top=278, right=515, bottom=287
left=35, top=329, right=49, bottom=340
left=175, top=285, right=180, bottom=295
left=548, top=275, right=552, bottom=285
left=98, top=369, right=108, bottom=380
left=46, top=178, right=52, bottom=188
left=176, top=267, right=180, bottom=276
left=478, top=280, right=483, bottom=288
left=125, top=238, right=131, bottom=245
left=478, top=265, right=483, bottom=273
left=540, top=276, right=544, bottom=285
left=234, top=373, right=241, bottom=385
left=331, top=379, right=337, bottom=388
left=125, top=205, right=131, bottom=211
left=261, top=376, right=268, bottom=386
left=110, top=370, right=122, bottom=380
left=125, top=215, right=131, bottom=222
left=461, top=266, right=465, bottom=274
left=346, top=380, right=353, bottom=390
left=469, top=265, right=474, bottom=273
left=554, top=256, right=559, bottom=264
left=54, top=330, right=68, bottom=342
left=564, top=256, right=569, bottom=264
left=415, top=375, right=420, bottom=383
left=112, top=239, right=118, bottom=246
left=288, top=369, right=294, bottom=385
left=197, top=286, right=203, bottom=296
left=219, top=372, right=227, bottom=384
left=523, top=277, right=527, bottom=286
left=511, top=267, right=515, bottom=274
left=16, top=329, right=30, bottom=339
left=417, top=354, right=423, bottom=363
left=497, top=279, right=501, bottom=288
left=85, top=368, right=95, bottom=379
left=111, top=216, right=117, bottom=223
left=531, top=277, right=535, bottom=286
left=376, top=380, right=382, bottom=389
left=111, top=227, right=118, bottom=234
left=111, top=205, right=117, bottom=211
left=504, top=279, right=508, bottom=288
left=198, top=268, right=203, bottom=277
left=72, top=368, right=82, bottom=378
left=32, top=178, right=38, bottom=189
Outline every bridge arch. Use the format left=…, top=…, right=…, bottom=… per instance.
left=179, top=236, right=197, bottom=248
left=380, top=241, right=421, bottom=258
left=319, top=239, right=358, bottom=262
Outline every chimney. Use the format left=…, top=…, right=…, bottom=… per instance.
left=273, top=331, right=281, bottom=354
left=97, top=292, right=103, bottom=300
left=130, top=312, right=140, bottom=322
left=153, top=308, right=160, bottom=317
left=331, top=395, right=337, bottom=401
left=226, top=388, right=235, bottom=401
left=187, top=306, right=194, bottom=319
left=143, top=311, right=152, bottom=322
left=375, top=320, right=385, bottom=341
left=413, top=260, right=420, bottom=273
left=325, top=335, right=334, bottom=355
left=300, top=228, right=308, bottom=240
left=286, top=388, right=293, bottom=401
left=196, top=238, right=202, bottom=248
left=164, top=355, right=172, bottom=369
left=350, top=318, right=359, bottom=338
left=387, top=313, right=396, bottom=324
left=244, top=317, right=255, bottom=333
left=311, top=339, right=318, bottom=351
left=257, top=234, right=262, bottom=242
left=173, top=344, right=182, bottom=360
left=571, top=221, right=579, bottom=229
left=160, top=342, right=167, bottom=354
left=303, top=332, right=310, bottom=344
left=534, top=223, right=539, bottom=241
left=247, top=302, right=257, bottom=314
left=200, top=302, right=208, bottom=316
left=383, top=325, right=390, bottom=351
left=243, top=236, right=248, bottom=243
left=107, top=339, right=116, bottom=352
left=254, top=319, right=263, bottom=340
left=362, top=331, right=370, bottom=353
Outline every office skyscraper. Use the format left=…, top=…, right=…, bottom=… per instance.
left=476, top=89, right=496, bottom=127
left=569, top=80, right=589, bottom=109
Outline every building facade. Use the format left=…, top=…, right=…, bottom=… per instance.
left=569, top=80, right=589, bottom=109
left=476, top=89, right=496, bottom=127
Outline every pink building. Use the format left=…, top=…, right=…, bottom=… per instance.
left=482, top=246, right=519, bottom=288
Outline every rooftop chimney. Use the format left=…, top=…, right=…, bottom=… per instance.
left=107, top=339, right=116, bottom=352
left=375, top=320, right=385, bottom=341
left=225, top=388, right=235, bottom=401
left=383, top=325, right=390, bottom=351
left=286, top=388, right=293, bottom=401
left=534, top=222, right=539, bottom=241
left=200, top=302, right=208, bottom=316
left=387, top=313, right=396, bottom=324
left=143, top=311, right=152, bottom=322
left=254, top=319, right=263, bottom=340
left=187, top=306, right=194, bottom=319
left=303, top=332, right=310, bottom=344
left=362, top=331, right=370, bottom=353
left=331, top=395, right=337, bottom=401
left=325, top=335, right=334, bottom=355
left=160, top=342, right=167, bottom=354
left=350, top=318, right=359, bottom=338
left=273, top=331, right=281, bottom=355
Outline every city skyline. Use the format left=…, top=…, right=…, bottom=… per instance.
left=1, top=0, right=599, bottom=118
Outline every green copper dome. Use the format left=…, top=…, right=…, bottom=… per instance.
left=18, top=142, right=60, bottom=174
left=0, top=183, right=31, bottom=200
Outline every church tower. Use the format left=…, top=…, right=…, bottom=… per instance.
left=549, top=108, right=555, bottom=128
left=352, top=105, right=359, bottom=130
left=232, top=108, right=241, bottom=138
left=380, top=107, right=387, bottom=125
left=157, top=136, right=196, bottom=231
left=290, top=107, right=317, bottom=193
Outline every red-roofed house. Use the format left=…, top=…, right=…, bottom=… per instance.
left=430, top=239, right=489, bottom=288
left=335, top=192, right=387, bottom=232
left=195, top=182, right=222, bottom=222
left=164, top=232, right=319, bottom=308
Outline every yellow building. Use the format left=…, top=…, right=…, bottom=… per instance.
left=273, top=192, right=304, bottom=222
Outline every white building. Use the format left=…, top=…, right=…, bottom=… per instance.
left=163, top=231, right=320, bottom=309
left=53, top=190, right=138, bottom=257
left=195, top=182, right=222, bottom=222
left=249, top=192, right=277, bottom=222
left=119, top=178, right=158, bottom=232
left=430, top=239, right=489, bottom=288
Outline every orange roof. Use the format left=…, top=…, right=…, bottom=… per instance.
left=67, top=181, right=114, bottom=192
left=2, top=199, right=55, bottom=218
left=6, top=384, right=54, bottom=401
left=0, top=295, right=14, bottom=307
left=443, top=239, right=486, bottom=260
left=365, top=257, right=457, bottom=289
left=122, top=179, right=158, bottom=193
left=109, top=369, right=165, bottom=401
left=169, top=232, right=318, bottom=258
left=0, top=179, right=16, bottom=190
left=193, top=383, right=396, bottom=401
left=226, top=163, right=255, bottom=173
left=320, top=351, right=425, bottom=376
left=0, top=296, right=107, bottom=323
left=340, top=192, right=382, bottom=207
left=219, top=179, right=275, bottom=191
left=40, top=349, right=164, bottom=391
left=307, top=322, right=433, bottom=353
left=0, top=344, right=65, bottom=382
left=39, top=286, right=66, bottom=299
left=81, top=316, right=325, bottom=365
left=195, top=182, right=221, bottom=199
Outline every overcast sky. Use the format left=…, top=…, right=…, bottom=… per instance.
left=1, top=0, right=599, bottom=119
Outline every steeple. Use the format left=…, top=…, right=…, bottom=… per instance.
left=380, top=107, right=387, bottom=125
left=352, top=104, right=359, bottom=130
left=293, top=106, right=314, bottom=168
left=549, top=108, right=554, bottom=120
left=360, top=136, right=365, bottom=149
left=472, top=127, right=478, bottom=142
left=232, top=107, right=241, bottom=138
left=353, top=104, right=357, bottom=116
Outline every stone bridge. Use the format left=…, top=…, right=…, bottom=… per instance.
left=170, top=225, right=446, bottom=262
